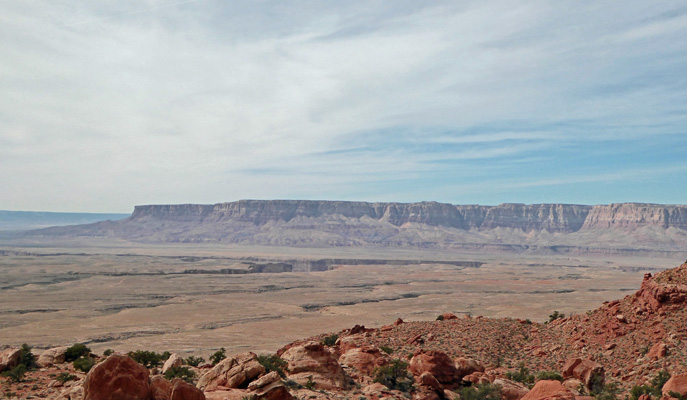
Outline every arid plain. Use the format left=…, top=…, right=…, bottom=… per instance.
left=0, top=237, right=677, bottom=359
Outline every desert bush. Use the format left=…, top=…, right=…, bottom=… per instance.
left=436, top=315, right=445, bottom=321
left=1, top=364, right=27, bottom=383
left=283, top=379, right=302, bottom=389
left=506, top=363, right=534, bottom=385
left=164, top=366, right=195, bottom=383
left=630, top=370, right=671, bottom=400
left=103, top=349, right=114, bottom=357
left=321, top=334, right=338, bottom=347
left=256, top=354, right=288, bottom=378
left=373, top=359, right=413, bottom=392
left=548, top=311, right=565, bottom=322
left=209, top=347, right=226, bottom=366
left=127, top=350, right=169, bottom=368
left=55, top=372, right=77, bottom=383
left=18, top=344, right=37, bottom=369
left=380, top=345, right=394, bottom=354
left=459, top=382, right=502, bottom=400
left=536, top=371, right=562, bottom=382
left=185, top=355, right=205, bottom=367
left=73, top=356, right=95, bottom=373
left=65, top=343, right=91, bottom=362
left=304, top=375, right=316, bottom=390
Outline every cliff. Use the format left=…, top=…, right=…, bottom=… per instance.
left=29, top=200, right=687, bottom=253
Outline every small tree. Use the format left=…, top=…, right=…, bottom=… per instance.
left=548, top=311, right=565, bottom=322
left=209, top=348, right=226, bottom=366
left=65, top=343, right=91, bottom=362
left=373, top=359, right=413, bottom=392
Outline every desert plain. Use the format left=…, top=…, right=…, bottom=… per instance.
left=0, top=237, right=678, bottom=358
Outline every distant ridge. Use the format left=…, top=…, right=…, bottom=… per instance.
left=0, top=210, right=128, bottom=231
left=24, top=200, right=687, bottom=255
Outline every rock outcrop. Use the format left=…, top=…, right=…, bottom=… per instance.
left=0, top=348, right=20, bottom=372
left=37, top=346, right=69, bottom=368
left=561, top=358, right=604, bottom=390
left=521, top=380, right=575, bottom=400
left=197, top=352, right=264, bottom=391
left=83, top=354, right=149, bottom=400
left=281, top=341, right=347, bottom=390
left=409, top=350, right=461, bottom=385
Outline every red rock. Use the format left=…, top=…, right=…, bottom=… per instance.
left=0, top=348, right=21, bottom=372
left=149, top=376, right=173, bottom=400
left=463, top=371, right=490, bottom=385
left=561, top=358, right=604, bottom=390
left=440, top=313, right=458, bottom=320
left=281, top=341, right=347, bottom=389
left=663, top=373, right=687, bottom=397
left=197, top=352, right=265, bottom=391
left=163, top=353, right=184, bottom=374
left=407, top=334, right=424, bottom=345
left=394, top=318, right=404, bottom=326
left=648, top=342, right=667, bottom=360
left=338, top=346, right=390, bottom=376
left=493, top=378, right=529, bottom=400
left=83, top=354, right=149, bottom=400
left=247, top=370, right=294, bottom=400
left=521, top=380, right=575, bottom=400
left=349, top=325, right=366, bottom=335
left=455, top=357, right=485, bottom=377
left=409, top=350, right=460, bottom=385
left=170, top=378, right=205, bottom=400
left=203, top=390, right=250, bottom=400
left=418, top=372, right=443, bottom=392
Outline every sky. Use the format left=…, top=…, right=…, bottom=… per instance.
left=1, top=1, right=686, bottom=213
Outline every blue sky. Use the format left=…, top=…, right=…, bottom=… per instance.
left=1, top=1, right=686, bottom=212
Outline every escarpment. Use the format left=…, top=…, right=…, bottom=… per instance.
left=30, top=200, right=687, bottom=252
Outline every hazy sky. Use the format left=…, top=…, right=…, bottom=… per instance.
left=2, top=1, right=686, bottom=212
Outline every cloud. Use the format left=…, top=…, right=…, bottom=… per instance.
left=0, top=1, right=685, bottom=211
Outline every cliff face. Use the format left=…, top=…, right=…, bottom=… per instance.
left=129, top=201, right=687, bottom=232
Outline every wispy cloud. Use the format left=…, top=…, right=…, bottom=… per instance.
left=0, top=1, right=685, bottom=211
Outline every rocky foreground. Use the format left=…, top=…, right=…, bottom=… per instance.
left=3, top=262, right=687, bottom=400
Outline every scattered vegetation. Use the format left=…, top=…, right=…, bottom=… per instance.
left=548, top=311, right=565, bottom=323
left=630, top=370, right=671, bottom=400
left=283, top=379, right=303, bottom=390
left=164, top=366, right=195, bottom=383
left=127, top=350, right=170, bottom=368
left=379, top=345, right=394, bottom=354
left=73, top=356, right=95, bottom=373
left=304, top=375, right=316, bottom=390
left=209, top=347, right=226, bottom=366
left=1, top=344, right=36, bottom=383
left=458, top=382, right=502, bottom=400
left=64, top=343, right=91, bottom=362
left=535, top=371, right=563, bottom=382
left=321, top=334, right=339, bottom=347
left=55, top=372, right=77, bottom=383
left=594, top=382, right=621, bottom=400
left=373, top=359, right=413, bottom=392
left=505, top=363, right=534, bottom=385
left=185, top=355, right=205, bottom=367
left=256, top=354, right=288, bottom=378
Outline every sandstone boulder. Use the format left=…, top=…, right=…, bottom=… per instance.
left=197, top=352, right=264, bottom=391
left=163, top=353, right=184, bottom=374
left=493, top=378, right=530, bottom=400
left=454, top=357, right=485, bottom=377
left=338, top=346, right=391, bottom=376
left=149, top=375, right=173, bottom=400
left=409, top=350, right=460, bottom=385
left=521, top=380, right=575, bottom=400
left=418, top=372, right=443, bottom=393
left=463, top=371, right=490, bottom=385
left=663, top=373, right=687, bottom=397
left=0, top=348, right=21, bottom=372
left=83, top=354, right=149, bottom=400
left=170, top=378, right=205, bottom=400
left=281, top=341, right=347, bottom=389
left=440, top=313, right=458, bottom=320
left=247, top=370, right=294, bottom=400
left=203, top=390, right=249, bottom=400
left=561, top=358, right=604, bottom=390
left=37, top=346, right=69, bottom=368
left=648, top=342, right=667, bottom=360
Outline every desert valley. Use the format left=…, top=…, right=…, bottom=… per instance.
left=1, top=200, right=687, bottom=399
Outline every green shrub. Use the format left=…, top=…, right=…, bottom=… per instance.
left=164, top=366, right=195, bottom=383
left=185, top=355, right=205, bottom=367
left=73, top=356, right=95, bottom=373
left=373, top=359, right=413, bottom=392
left=630, top=370, right=671, bottom=400
left=18, top=344, right=36, bottom=369
left=321, top=334, right=339, bottom=347
left=55, top=372, right=77, bottom=383
left=506, top=363, right=534, bottom=385
left=304, top=375, right=316, bottom=390
left=1, top=364, right=27, bottom=383
left=536, top=371, right=562, bottom=382
left=283, top=379, right=302, bottom=390
left=209, top=347, right=226, bottom=366
left=548, top=311, right=565, bottom=322
left=65, top=343, right=91, bottom=362
left=380, top=345, right=394, bottom=354
left=103, top=349, right=114, bottom=357
left=595, top=383, right=621, bottom=400
left=459, top=383, right=502, bottom=400
left=256, top=354, right=287, bottom=378
left=436, top=315, right=445, bottom=321
left=127, top=350, right=169, bottom=368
